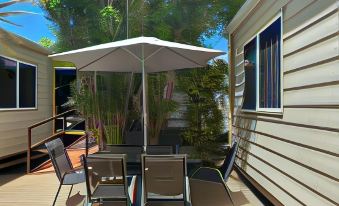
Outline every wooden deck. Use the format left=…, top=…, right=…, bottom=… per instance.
left=0, top=168, right=263, bottom=206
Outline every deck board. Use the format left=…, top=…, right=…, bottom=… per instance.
left=0, top=172, right=86, bottom=206
left=0, top=170, right=263, bottom=206
left=227, top=172, right=264, bottom=206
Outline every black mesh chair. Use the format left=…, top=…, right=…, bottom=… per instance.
left=219, top=142, right=238, bottom=182
left=146, top=145, right=173, bottom=155
left=45, top=138, right=85, bottom=206
left=82, top=154, right=130, bottom=205
left=142, top=154, right=188, bottom=206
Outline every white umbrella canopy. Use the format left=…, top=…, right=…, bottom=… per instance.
left=49, top=36, right=225, bottom=150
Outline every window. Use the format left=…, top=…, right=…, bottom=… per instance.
left=243, top=37, right=257, bottom=110
left=0, top=56, right=37, bottom=110
left=242, top=14, right=282, bottom=112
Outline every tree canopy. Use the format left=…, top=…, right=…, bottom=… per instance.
left=39, top=0, right=244, bottom=51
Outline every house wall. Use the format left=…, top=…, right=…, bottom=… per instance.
left=229, top=0, right=338, bottom=205
left=0, top=33, right=53, bottom=159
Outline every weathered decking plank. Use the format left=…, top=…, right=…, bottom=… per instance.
left=0, top=170, right=262, bottom=206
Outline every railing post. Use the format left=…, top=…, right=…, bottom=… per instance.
left=27, top=128, right=31, bottom=174
left=63, top=116, right=66, bottom=131
left=85, top=132, right=89, bottom=157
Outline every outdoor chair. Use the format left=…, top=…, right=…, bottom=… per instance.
left=146, top=145, right=173, bottom=155
left=100, top=145, right=143, bottom=175
left=219, top=142, right=238, bottom=182
left=141, top=154, right=189, bottom=206
left=45, top=138, right=86, bottom=206
left=81, top=154, right=131, bottom=205
left=104, top=145, right=143, bottom=163
left=189, top=167, right=234, bottom=206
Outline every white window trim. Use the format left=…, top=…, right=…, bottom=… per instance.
left=241, top=10, right=283, bottom=114
left=0, top=55, right=38, bottom=111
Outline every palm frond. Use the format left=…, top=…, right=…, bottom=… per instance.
left=0, top=11, right=38, bottom=17
left=0, top=0, right=33, bottom=9
left=0, top=17, right=21, bottom=26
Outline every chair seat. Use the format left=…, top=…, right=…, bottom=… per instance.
left=63, top=169, right=86, bottom=185
left=189, top=178, right=233, bottom=206
left=92, top=184, right=127, bottom=200
left=145, top=201, right=185, bottom=206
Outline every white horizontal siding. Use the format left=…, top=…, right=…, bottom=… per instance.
left=284, top=84, right=339, bottom=105
left=246, top=152, right=337, bottom=206
left=284, top=37, right=338, bottom=72
left=255, top=120, right=339, bottom=155
left=284, top=60, right=339, bottom=88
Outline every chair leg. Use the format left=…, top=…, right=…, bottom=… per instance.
left=67, top=185, right=74, bottom=200
left=53, top=183, right=63, bottom=206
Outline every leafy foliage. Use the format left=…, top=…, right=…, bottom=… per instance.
left=42, top=0, right=244, bottom=147
left=147, top=72, right=178, bottom=144
left=177, top=59, right=229, bottom=160
left=38, top=37, right=54, bottom=48
left=71, top=72, right=130, bottom=147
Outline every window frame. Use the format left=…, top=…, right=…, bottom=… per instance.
left=241, top=11, right=283, bottom=114
left=0, top=55, right=38, bottom=111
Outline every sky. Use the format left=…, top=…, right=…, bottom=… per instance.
left=0, top=1, right=228, bottom=60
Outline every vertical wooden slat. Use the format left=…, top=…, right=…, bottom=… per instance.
left=27, top=128, right=31, bottom=174
left=228, top=33, right=235, bottom=145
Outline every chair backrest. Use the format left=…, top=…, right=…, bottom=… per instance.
left=146, top=145, right=173, bottom=155
left=142, top=154, right=187, bottom=203
left=45, top=138, right=72, bottom=181
left=219, top=142, right=238, bottom=182
left=82, top=154, right=128, bottom=203
left=104, top=145, right=142, bottom=162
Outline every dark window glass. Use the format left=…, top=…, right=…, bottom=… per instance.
left=0, top=57, right=17, bottom=108
left=242, top=37, right=257, bottom=110
left=55, top=68, right=76, bottom=114
left=259, top=17, right=281, bottom=108
left=19, top=63, right=36, bottom=108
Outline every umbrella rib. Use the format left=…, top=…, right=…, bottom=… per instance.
left=165, top=47, right=205, bottom=67
left=144, top=47, right=164, bottom=62
left=121, top=47, right=142, bottom=61
left=78, top=47, right=120, bottom=71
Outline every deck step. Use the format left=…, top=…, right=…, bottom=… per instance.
left=0, top=152, right=47, bottom=170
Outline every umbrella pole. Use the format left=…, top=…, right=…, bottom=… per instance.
left=142, top=44, right=147, bottom=153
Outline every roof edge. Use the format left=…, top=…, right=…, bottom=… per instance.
left=226, top=0, right=261, bottom=34
left=0, top=28, right=52, bottom=55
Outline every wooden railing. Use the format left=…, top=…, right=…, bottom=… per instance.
left=27, top=109, right=77, bottom=173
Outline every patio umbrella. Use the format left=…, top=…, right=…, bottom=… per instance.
left=49, top=36, right=225, bottom=150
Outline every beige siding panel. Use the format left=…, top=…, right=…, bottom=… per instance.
left=234, top=0, right=290, bottom=50
left=246, top=153, right=337, bottom=206
left=280, top=108, right=339, bottom=129
left=245, top=146, right=339, bottom=204
left=240, top=160, right=304, bottom=206
left=255, top=121, right=339, bottom=154
left=284, top=60, right=339, bottom=88
left=0, top=112, right=50, bottom=124
left=283, top=0, right=337, bottom=35
left=0, top=41, right=52, bottom=158
left=236, top=75, right=245, bottom=86
left=254, top=132, right=339, bottom=179
left=0, top=43, right=49, bottom=64
left=235, top=83, right=245, bottom=94
left=0, top=142, right=27, bottom=157
left=284, top=84, right=339, bottom=105
left=1, top=128, right=52, bottom=148
left=284, top=36, right=338, bottom=72
left=283, top=0, right=315, bottom=21
left=235, top=66, right=244, bottom=77
left=283, top=12, right=338, bottom=55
